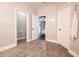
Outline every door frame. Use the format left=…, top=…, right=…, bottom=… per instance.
left=15, top=8, right=29, bottom=46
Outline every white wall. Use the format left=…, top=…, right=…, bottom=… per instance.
left=0, top=3, right=15, bottom=48
left=0, top=2, right=37, bottom=50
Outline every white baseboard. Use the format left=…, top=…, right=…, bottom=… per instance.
left=68, top=49, right=79, bottom=57
left=32, top=38, right=38, bottom=41
left=27, top=39, right=32, bottom=42
left=0, top=43, right=16, bottom=52
left=17, top=37, right=26, bottom=40
left=46, top=39, right=58, bottom=44
left=27, top=39, right=38, bottom=42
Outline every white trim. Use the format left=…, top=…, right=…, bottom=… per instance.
left=0, top=43, right=16, bottom=52
left=68, top=49, right=79, bottom=57
left=26, top=13, right=30, bottom=43
left=15, top=8, right=17, bottom=46
left=17, top=36, right=26, bottom=40
left=46, top=39, right=58, bottom=44
left=27, top=39, right=32, bottom=42
left=32, top=38, right=38, bottom=41
left=57, top=3, right=71, bottom=12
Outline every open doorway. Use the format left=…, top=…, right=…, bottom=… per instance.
left=16, top=10, right=27, bottom=45
left=39, top=16, right=46, bottom=40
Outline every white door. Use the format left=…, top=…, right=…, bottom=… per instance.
left=32, top=15, right=39, bottom=40
left=57, top=5, right=71, bottom=49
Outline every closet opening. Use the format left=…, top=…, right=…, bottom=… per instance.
left=16, top=10, right=27, bottom=45
left=39, top=16, right=46, bottom=40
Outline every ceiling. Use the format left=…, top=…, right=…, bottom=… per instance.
left=19, top=2, right=67, bottom=9
left=25, top=2, right=55, bottom=9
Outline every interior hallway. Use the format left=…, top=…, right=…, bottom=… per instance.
left=0, top=39, right=73, bottom=57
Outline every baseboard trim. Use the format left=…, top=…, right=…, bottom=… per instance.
left=32, top=38, right=38, bottom=41
left=46, top=39, right=79, bottom=57
left=68, top=49, right=79, bottom=57
left=27, top=39, right=38, bottom=42
left=46, top=39, right=58, bottom=44
left=0, top=43, right=16, bottom=52
left=27, top=39, right=32, bottom=42
left=17, top=37, right=26, bottom=40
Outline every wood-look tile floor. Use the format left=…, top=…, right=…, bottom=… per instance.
left=0, top=39, right=73, bottom=57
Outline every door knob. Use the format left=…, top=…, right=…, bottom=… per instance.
left=58, top=29, right=61, bottom=31
left=32, top=28, right=34, bottom=30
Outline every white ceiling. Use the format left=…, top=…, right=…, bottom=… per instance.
left=25, top=2, right=54, bottom=9
left=20, top=2, right=66, bottom=9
